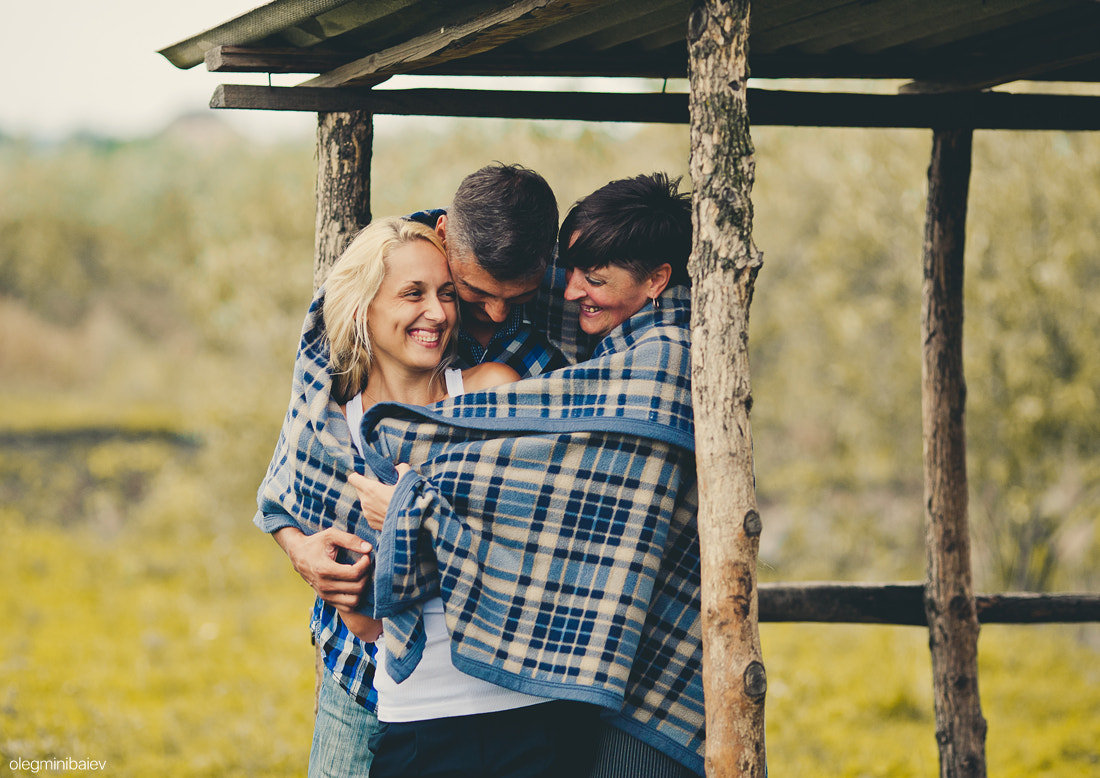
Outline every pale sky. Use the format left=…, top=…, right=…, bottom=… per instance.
left=1, top=1, right=689, bottom=144
left=0, top=1, right=327, bottom=141
left=0, top=1, right=668, bottom=143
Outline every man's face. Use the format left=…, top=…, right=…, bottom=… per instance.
left=436, top=215, right=540, bottom=325
left=447, top=251, right=539, bottom=325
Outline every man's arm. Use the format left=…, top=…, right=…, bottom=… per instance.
left=271, top=524, right=373, bottom=612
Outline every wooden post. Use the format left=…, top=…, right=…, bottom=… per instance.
left=314, top=110, right=373, bottom=290
left=921, top=127, right=988, bottom=778
left=687, top=1, right=766, bottom=775
left=312, top=110, right=373, bottom=714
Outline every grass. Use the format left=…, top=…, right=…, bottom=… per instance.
left=3, top=501, right=1097, bottom=776
left=0, top=394, right=1096, bottom=777
left=0, top=510, right=317, bottom=777
left=762, top=622, right=1100, bottom=776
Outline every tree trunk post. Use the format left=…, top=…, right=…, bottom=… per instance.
left=687, top=1, right=767, bottom=775
left=921, top=127, right=988, bottom=778
left=312, top=110, right=373, bottom=714
left=314, top=110, right=373, bottom=291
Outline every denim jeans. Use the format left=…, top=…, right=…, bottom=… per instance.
left=309, top=670, right=379, bottom=778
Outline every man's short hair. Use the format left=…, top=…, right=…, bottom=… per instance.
left=558, top=172, right=692, bottom=288
left=446, top=163, right=559, bottom=283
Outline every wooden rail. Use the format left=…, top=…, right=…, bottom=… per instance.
left=759, top=583, right=1100, bottom=625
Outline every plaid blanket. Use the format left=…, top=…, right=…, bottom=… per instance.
left=256, top=286, right=704, bottom=774
left=254, top=290, right=369, bottom=544
left=360, top=287, right=704, bottom=774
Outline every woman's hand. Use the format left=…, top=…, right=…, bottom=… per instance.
left=349, top=463, right=412, bottom=531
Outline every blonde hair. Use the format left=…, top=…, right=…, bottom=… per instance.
left=323, top=217, right=448, bottom=404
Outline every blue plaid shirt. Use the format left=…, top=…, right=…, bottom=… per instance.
left=283, top=208, right=568, bottom=710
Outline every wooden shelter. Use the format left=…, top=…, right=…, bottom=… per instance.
left=161, top=2, right=1100, bottom=776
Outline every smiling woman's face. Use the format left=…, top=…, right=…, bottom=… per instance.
left=366, top=240, right=458, bottom=372
left=563, top=263, right=657, bottom=339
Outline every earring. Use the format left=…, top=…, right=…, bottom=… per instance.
left=651, top=295, right=661, bottom=309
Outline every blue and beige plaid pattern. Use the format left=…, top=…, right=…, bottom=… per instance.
left=368, top=288, right=703, bottom=773
left=455, top=303, right=568, bottom=377
left=256, top=287, right=704, bottom=775
left=257, top=257, right=568, bottom=708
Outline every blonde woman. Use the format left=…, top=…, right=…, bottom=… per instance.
left=310, top=216, right=519, bottom=644
left=268, top=216, right=595, bottom=778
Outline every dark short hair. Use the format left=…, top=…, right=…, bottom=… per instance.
left=446, top=163, right=559, bottom=282
left=558, top=172, right=692, bottom=287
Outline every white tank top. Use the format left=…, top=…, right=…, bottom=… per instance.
left=348, top=367, right=549, bottom=721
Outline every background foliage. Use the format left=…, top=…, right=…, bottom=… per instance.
left=1, top=113, right=1097, bottom=775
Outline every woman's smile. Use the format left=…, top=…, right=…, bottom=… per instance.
left=367, top=240, right=458, bottom=372
left=408, top=327, right=444, bottom=347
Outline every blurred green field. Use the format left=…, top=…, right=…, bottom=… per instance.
left=3, top=506, right=1097, bottom=776
left=2, top=117, right=1098, bottom=776
left=1, top=508, right=316, bottom=776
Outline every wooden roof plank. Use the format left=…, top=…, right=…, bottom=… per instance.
left=159, top=0, right=354, bottom=69
left=636, top=21, right=690, bottom=52
left=162, top=0, right=1100, bottom=85
left=901, top=27, right=1100, bottom=92
left=301, top=0, right=606, bottom=87
left=272, top=0, right=415, bottom=49
left=522, top=0, right=674, bottom=52
left=850, top=0, right=1078, bottom=54
left=414, top=46, right=688, bottom=78
left=289, top=1, right=501, bottom=57
left=750, top=0, right=860, bottom=37
left=585, top=5, right=688, bottom=52
left=792, top=0, right=1055, bottom=55
left=753, top=0, right=1033, bottom=54
left=305, top=0, right=417, bottom=40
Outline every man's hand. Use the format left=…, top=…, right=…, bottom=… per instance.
left=273, top=526, right=372, bottom=610
left=348, top=463, right=411, bottom=531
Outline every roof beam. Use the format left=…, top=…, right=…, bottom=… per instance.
left=212, top=84, right=689, bottom=122
left=205, top=45, right=357, bottom=74
left=209, top=85, right=1100, bottom=130
left=301, top=0, right=606, bottom=88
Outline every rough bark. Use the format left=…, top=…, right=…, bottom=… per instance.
left=312, top=110, right=373, bottom=710
left=921, top=127, right=987, bottom=778
left=687, top=1, right=766, bottom=775
left=314, top=110, right=373, bottom=291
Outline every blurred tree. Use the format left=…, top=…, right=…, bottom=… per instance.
left=749, top=127, right=931, bottom=581
left=0, top=122, right=1096, bottom=590
left=966, top=131, right=1100, bottom=592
